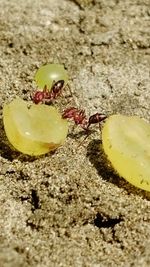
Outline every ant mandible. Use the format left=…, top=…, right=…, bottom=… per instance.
left=62, top=107, right=107, bottom=131
left=31, top=80, right=65, bottom=104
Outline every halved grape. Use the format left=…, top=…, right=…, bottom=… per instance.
left=35, top=64, right=68, bottom=90
left=102, top=114, right=150, bottom=191
left=3, top=98, right=68, bottom=155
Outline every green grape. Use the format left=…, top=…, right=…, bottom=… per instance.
left=3, top=98, right=68, bottom=155
left=35, top=64, right=68, bottom=90
left=102, top=114, right=150, bottom=191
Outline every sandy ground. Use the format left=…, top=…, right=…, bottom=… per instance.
left=0, top=0, right=150, bottom=266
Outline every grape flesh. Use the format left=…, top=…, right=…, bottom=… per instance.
left=3, top=98, right=68, bottom=155
left=102, top=114, right=150, bottom=191
left=35, top=64, right=68, bottom=90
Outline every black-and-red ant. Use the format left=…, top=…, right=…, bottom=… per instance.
left=31, top=80, right=65, bottom=104
left=62, top=107, right=107, bottom=131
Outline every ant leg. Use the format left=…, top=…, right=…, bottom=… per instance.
left=99, top=123, right=103, bottom=133
left=67, top=83, right=80, bottom=107
left=51, top=80, right=56, bottom=88
left=76, top=129, right=91, bottom=148
left=66, top=83, right=73, bottom=98
left=72, top=123, right=77, bottom=133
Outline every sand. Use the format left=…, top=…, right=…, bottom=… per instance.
left=0, top=0, right=150, bottom=266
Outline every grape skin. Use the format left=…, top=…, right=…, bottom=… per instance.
left=102, top=114, right=150, bottom=192
left=3, top=98, right=68, bottom=155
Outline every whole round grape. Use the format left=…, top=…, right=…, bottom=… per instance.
left=35, top=64, right=68, bottom=90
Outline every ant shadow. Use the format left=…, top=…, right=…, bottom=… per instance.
left=0, top=118, right=56, bottom=163
left=67, top=128, right=96, bottom=140
left=86, top=139, right=150, bottom=200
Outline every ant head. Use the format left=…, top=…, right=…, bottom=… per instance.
left=52, top=80, right=65, bottom=93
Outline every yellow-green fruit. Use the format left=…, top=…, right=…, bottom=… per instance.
left=35, top=63, right=68, bottom=89
left=3, top=98, right=68, bottom=156
left=102, top=114, right=150, bottom=191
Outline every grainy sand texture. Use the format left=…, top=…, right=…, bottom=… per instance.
left=0, top=0, right=150, bottom=266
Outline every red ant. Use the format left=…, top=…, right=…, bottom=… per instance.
left=31, top=80, right=65, bottom=104
left=62, top=107, right=107, bottom=131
